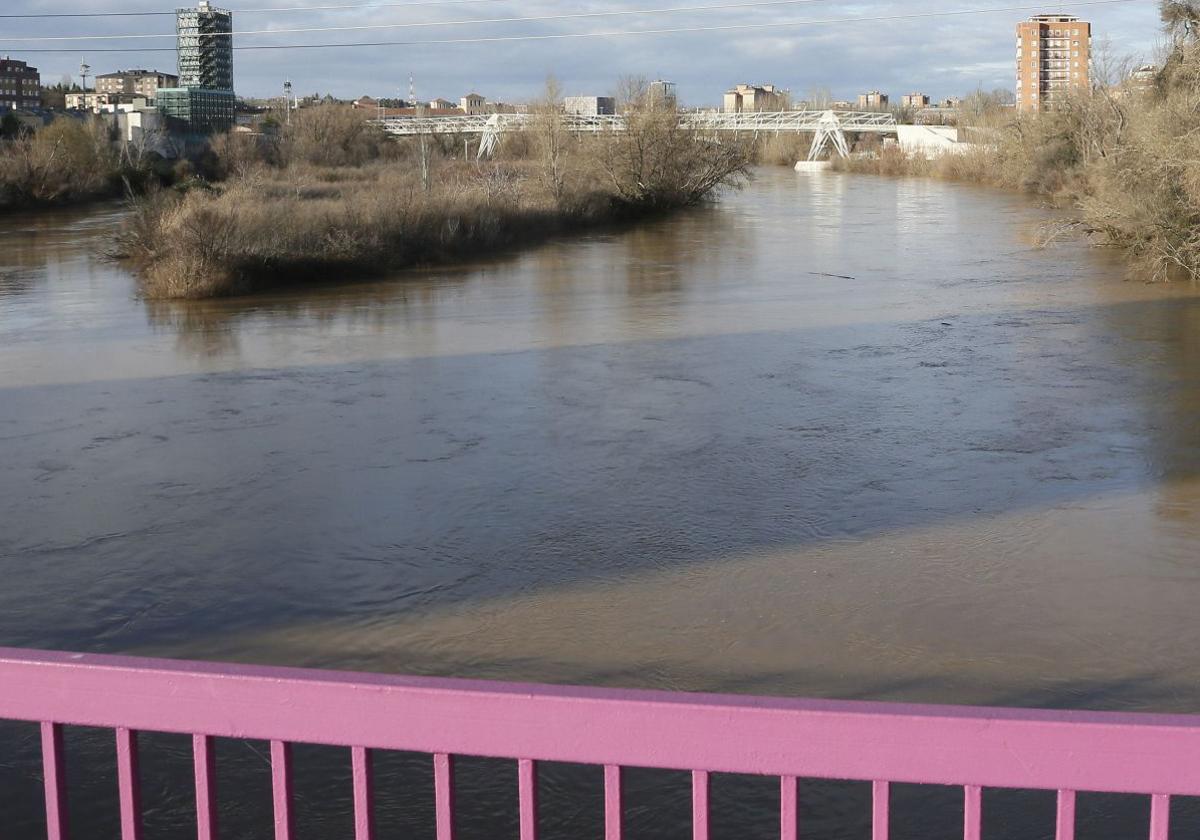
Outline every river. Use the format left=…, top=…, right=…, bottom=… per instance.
left=2, top=170, right=1199, bottom=838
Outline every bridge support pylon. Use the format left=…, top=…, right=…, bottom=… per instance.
left=807, top=110, right=851, bottom=161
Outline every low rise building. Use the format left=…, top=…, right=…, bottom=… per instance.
left=901, top=93, right=930, bottom=108
left=858, top=90, right=889, bottom=109
left=564, top=95, right=616, bottom=116
left=648, top=80, right=677, bottom=107
left=66, top=91, right=118, bottom=110
left=156, top=88, right=236, bottom=133
left=95, top=69, right=179, bottom=100
left=460, top=93, right=487, bottom=115
left=98, top=99, right=165, bottom=146
left=724, top=83, right=786, bottom=113
left=0, top=57, right=41, bottom=110
left=1130, top=64, right=1157, bottom=88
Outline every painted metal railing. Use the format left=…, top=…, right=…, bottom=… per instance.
left=374, top=109, right=899, bottom=160
left=2, top=647, right=1199, bottom=840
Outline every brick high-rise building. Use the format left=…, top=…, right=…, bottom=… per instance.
left=1016, top=14, right=1091, bottom=113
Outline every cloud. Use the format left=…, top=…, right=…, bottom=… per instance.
left=4, top=0, right=1165, bottom=104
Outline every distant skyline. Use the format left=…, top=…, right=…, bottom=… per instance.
left=4, top=0, right=1164, bottom=106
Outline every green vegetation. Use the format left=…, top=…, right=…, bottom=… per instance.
left=118, top=95, right=754, bottom=299
left=834, top=2, right=1200, bottom=282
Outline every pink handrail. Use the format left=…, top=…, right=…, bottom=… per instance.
left=1, top=646, right=1199, bottom=840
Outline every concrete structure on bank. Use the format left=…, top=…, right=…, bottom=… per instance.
left=0, top=57, right=41, bottom=110
left=96, top=70, right=179, bottom=100
left=98, top=99, right=166, bottom=147
left=157, top=1, right=235, bottom=132
left=896, top=124, right=972, bottom=158
left=564, top=95, right=616, bottom=116
left=1016, top=14, right=1091, bottom=112
left=724, top=83, right=787, bottom=113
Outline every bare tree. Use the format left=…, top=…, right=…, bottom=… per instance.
left=1162, top=0, right=1200, bottom=41
left=536, top=76, right=567, bottom=205
left=597, top=96, right=752, bottom=209
left=616, top=75, right=649, bottom=113
left=1091, top=35, right=1137, bottom=89
left=805, top=87, right=833, bottom=110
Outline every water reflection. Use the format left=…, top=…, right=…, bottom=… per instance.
left=2, top=172, right=1200, bottom=839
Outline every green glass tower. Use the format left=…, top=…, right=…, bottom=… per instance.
left=158, top=1, right=235, bottom=132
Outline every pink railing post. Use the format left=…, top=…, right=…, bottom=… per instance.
left=193, top=734, right=218, bottom=840
left=434, top=752, right=455, bottom=840
left=604, top=765, right=622, bottom=840
left=872, top=781, right=889, bottom=840
left=963, top=785, right=980, bottom=840
left=1149, top=794, right=1170, bottom=840
left=4, top=648, right=1200, bottom=840
left=270, top=740, right=294, bottom=840
left=116, top=727, right=143, bottom=840
left=40, top=721, right=68, bottom=840
left=1055, top=790, right=1076, bottom=840
left=692, top=770, right=710, bottom=840
left=780, top=776, right=798, bottom=840
left=352, top=746, right=374, bottom=840
left=518, top=758, right=538, bottom=840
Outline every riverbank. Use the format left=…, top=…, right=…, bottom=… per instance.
left=117, top=106, right=753, bottom=299
left=830, top=26, right=1200, bottom=282
left=0, top=118, right=168, bottom=214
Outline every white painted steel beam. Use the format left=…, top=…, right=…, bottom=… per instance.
left=372, top=110, right=899, bottom=160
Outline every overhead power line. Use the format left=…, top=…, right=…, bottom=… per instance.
left=0, top=0, right=847, bottom=41
left=0, top=0, right=515, bottom=18
left=8, top=0, right=1139, bottom=53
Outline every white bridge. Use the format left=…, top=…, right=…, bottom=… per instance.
left=373, top=110, right=899, bottom=161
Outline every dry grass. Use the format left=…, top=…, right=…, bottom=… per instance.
left=0, top=118, right=124, bottom=209
left=118, top=96, right=753, bottom=298
left=119, top=163, right=557, bottom=297
left=755, top=133, right=811, bottom=167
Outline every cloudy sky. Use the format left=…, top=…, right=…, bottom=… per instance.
left=4, top=0, right=1164, bottom=105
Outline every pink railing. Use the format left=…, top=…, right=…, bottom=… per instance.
left=2, top=647, right=1200, bottom=840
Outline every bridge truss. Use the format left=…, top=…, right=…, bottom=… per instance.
left=373, top=110, right=899, bottom=161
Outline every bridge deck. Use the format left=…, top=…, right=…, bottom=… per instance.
left=374, top=109, right=898, bottom=136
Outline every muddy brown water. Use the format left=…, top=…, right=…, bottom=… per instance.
left=2, top=171, right=1200, bottom=838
